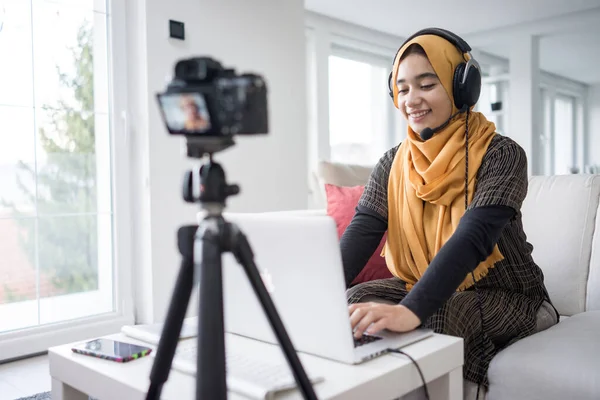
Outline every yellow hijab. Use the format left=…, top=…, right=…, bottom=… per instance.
left=384, top=34, right=503, bottom=291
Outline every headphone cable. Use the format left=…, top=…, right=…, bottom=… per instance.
left=386, top=348, right=430, bottom=400
left=465, top=108, right=484, bottom=400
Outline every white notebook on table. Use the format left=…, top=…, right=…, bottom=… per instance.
left=121, top=317, right=198, bottom=345
left=121, top=318, right=324, bottom=400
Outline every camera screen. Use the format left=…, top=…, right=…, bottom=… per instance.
left=158, top=93, right=212, bottom=134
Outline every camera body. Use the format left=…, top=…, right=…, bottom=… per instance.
left=156, top=57, right=269, bottom=139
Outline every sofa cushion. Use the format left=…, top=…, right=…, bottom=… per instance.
left=317, top=160, right=374, bottom=187
left=310, top=160, right=374, bottom=209
left=521, top=175, right=600, bottom=316
left=487, top=310, right=600, bottom=400
left=324, top=184, right=392, bottom=285
left=587, top=199, right=600, bottom=311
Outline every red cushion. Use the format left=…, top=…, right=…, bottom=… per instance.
left=324, top=184, right=392, bottom=285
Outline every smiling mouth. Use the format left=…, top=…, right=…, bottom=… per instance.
left=409, top=110, right=430, bottom=118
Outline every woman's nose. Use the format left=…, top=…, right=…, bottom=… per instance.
left=405, top=89, right=422, bottom=109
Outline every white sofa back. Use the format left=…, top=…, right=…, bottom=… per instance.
left=522, top=175, right=600, bottom=316
left=312, top=161, right=600, bottom=317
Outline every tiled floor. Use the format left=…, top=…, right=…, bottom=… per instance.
left=0, top=355, right=51, bottom=400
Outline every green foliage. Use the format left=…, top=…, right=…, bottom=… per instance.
left=3, top=20, right=100, bottom=300
left=3, top=284, right=29, bottom=303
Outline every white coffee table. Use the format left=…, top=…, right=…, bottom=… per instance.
left=49, top=331, right=463, bottom=400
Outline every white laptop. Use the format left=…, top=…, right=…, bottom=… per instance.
left=219, top=212, right=433, bottom=365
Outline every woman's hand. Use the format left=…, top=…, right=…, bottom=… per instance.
left=348, top=303, right=421, bottom=338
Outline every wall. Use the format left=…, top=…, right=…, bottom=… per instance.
left=589, top=84, right=600, bottom=168
left=126, top=0, right=308, bottom=323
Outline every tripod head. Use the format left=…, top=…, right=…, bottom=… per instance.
left=182, top=137, right=240, bottom=216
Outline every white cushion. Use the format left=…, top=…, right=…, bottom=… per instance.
left=587, top=200, right=600, bottom=311
left=316, top=160, right=374, bottom=187
left=521, top=175, right=600, bottom=316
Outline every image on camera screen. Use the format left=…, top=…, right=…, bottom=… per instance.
left=158, top=93, right=212, bottom=134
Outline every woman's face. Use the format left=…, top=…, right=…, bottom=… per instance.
left=396, top=53, right=453, bottom=134
left=183, top=102, right=200, bottom=118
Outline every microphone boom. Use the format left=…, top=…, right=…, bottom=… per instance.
left=418, top=107, right=467, bottom=141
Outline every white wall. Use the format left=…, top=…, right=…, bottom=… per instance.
left=589, top=84, right=600, bottom=168
left=126, top=0, right=308, bottom=323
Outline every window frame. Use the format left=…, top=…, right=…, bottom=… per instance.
left=539, top=74, right=587, bottom=175
left=0, top=0, right=134, bottom=361
left=304, top=11, right=406, bottom=173
left=480, top=70, right=588, bottom=175
left=327, top=44, right=403, bottom=165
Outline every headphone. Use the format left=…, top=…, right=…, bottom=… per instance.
left=387, top=28, right=482, bottom=111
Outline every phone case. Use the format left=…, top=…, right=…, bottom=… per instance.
left=71, top=345, right=152, bottom=363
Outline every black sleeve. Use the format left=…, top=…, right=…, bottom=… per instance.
left=340, top=205, right=387, bottom=287
left=399, top=204, right=515, bottom=323
left=339, top=146, right=398, bottom=287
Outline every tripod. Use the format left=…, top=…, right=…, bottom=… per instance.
left=145, top=145, right=318, bottom=400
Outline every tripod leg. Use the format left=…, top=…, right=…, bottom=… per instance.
left=228, top=223, right=319, bottom=400
left=147, top=225, right=198, bottom=400
left=195, top=218, right=227, bottom=400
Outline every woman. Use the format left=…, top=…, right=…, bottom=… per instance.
left=180, top=95, right=210, bottom=132
left=341, top=29, right=559, bottom=394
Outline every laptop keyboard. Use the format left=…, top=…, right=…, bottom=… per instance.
left=353, top=334, right=383, bottom=347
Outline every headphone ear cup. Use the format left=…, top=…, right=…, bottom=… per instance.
left=463, top=65, right=481, bottom=107
left=452, top=62, right=467, bottom=109
left=388, top=71, right=394, bottom=99
left=453, top=62, right=482, bottom=109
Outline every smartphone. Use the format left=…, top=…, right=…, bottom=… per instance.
left=71, top=338, right=152, bottom=363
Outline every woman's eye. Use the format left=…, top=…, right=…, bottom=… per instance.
left=398, top=88, right=409, bottom=95
left=421, top=84, right=435, bottom=90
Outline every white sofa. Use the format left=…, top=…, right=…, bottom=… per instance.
left=486, top=174, right=600, bottom=400
left=304, top=161, right=600, bottom=400
left=311, top=162, right=600, bottom=400
left=216, top=161, right=600, bottom=399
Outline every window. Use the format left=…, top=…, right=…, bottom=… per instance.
left=536, top=70, right=589, bottom=176
left=0, top=0, right=128, bottom=353
left=327, top=47, right=405, bottom=166
left=305, top=14, right=407, bottom=174
left=539, top=88, right=580, bottom=175
left=328, top=54, right=390, bottom=165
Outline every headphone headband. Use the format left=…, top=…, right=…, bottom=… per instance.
left=388, top=27, right=481, bottom=111
left=401, top=28, right=472, bottom=55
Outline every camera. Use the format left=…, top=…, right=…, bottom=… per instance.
left=156, top=57, right=269, bottom=141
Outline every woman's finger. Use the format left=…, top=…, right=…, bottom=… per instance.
left=366, top=317, right=388, bottom=335
left=348, top=302, right=373, bottom=314
left=353, top=309, right=379, bottom=338
left=349, top=306, right=367, bottom=328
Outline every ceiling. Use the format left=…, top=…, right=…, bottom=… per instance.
left=304, top=0, right=600, bottom=84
